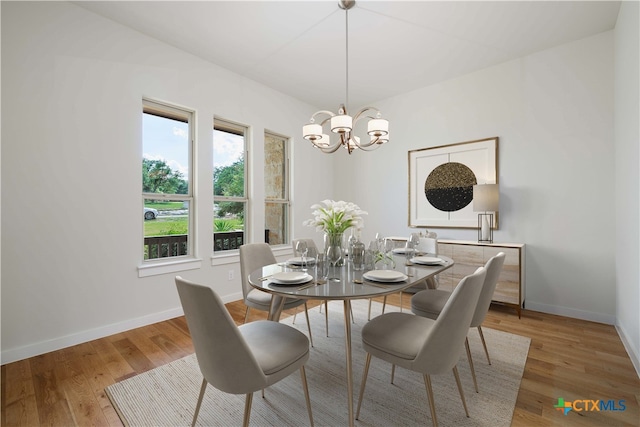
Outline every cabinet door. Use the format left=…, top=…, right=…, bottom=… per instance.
left=484, top=246, right=520, bottom=306
left=436, top=243, right=454, bottom=291
left=451, top=245, right=483, bottom=292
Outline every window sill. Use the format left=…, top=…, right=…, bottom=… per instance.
left=138, top=257, right=202, bottom=278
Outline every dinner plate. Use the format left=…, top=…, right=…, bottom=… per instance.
left=270, top=271, right=313, bottom=285
left=410, top=256, right=445, bottom=265
left=287, top=257, right=316, bottom=266
left=363, top=270, right=408, bottom=283
left=392, top=247, right=416, bottom=255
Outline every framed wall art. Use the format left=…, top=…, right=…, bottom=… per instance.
left=408, top=137, right=498, bottom=228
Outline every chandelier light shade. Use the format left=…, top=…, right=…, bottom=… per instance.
left=302, top=0, right=389, bottom=154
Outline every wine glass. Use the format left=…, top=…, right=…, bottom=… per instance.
left=295, top=240, right=308, bottom=271
left=382, top=238, right=395, bottom=269
left=407, top=233, right=420, bottom=261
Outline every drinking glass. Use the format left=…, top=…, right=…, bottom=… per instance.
left=316, top=253, right=329, bottom=280
left=351, top=240, right=365, bottom=271
left=295, top=240, right=308, bottom=271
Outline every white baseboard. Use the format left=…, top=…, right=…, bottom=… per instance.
left=1, top=291, right=245, bottom=365
left=615, top=323, right=640, bottom=378
left=525, top=301, right=616, bottom=325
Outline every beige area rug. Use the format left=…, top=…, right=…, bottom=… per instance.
left=106, top=299, right=530, bottom=426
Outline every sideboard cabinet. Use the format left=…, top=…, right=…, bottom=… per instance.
left=437, top=240, right=525, bottom=317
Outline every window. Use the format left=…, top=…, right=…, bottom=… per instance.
left=213, top=118, right=248, bottom=252
left=142, top=99, right=194, bottom=261
left=264, top=131, right=290, bottom=246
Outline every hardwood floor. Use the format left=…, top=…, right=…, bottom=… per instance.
left=2, top=295, right=638, bottom=426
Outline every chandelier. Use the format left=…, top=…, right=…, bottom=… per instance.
left=302, top=0, right=389, bottom=155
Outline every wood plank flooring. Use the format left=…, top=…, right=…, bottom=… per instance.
left=2, top=296, right=639, bottom=426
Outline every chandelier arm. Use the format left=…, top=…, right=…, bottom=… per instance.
left=353, top=138, right=383, bottom=151
left=310, top=110, right=337, bottom=122
left=318, top=140, right=344, bottom=154
left=352, top=107, right=382, bottom=123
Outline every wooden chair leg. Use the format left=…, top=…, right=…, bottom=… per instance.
left=300, top=366, right=314, bottom=426
left=324, top=300, right=329, bottom=337
left=242, top=392, right=253, bottom=427
left=382, top=296, right=387, bottom=314
left=477, top=326, right=491, bottom=365
left=244, top=306, right=250, bottom=324
left=367, top=299, right=373, bottom=320
left=465, top=337, right=479, bottom=393
left=452, top=365, right=470, bottom=417
left=423, top=374, right=438, bottom=427
left=303, top=303, right=313, bottom=347
left=356, top=353, right=372, bottom=419
left=192, top=378, right=207, bottom=427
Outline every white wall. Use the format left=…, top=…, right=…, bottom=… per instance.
left=614, top=0, right=640, bottom=375
left=0, top=1, right=331, bottom=364
left=1, top=1, right=633, bottom=365
left=335, top=31, right=616, bottom=324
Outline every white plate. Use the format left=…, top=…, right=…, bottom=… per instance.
left=410, top=256, right=445, bottom=265
left=270, top=272, right=313, bottom=285
left=392, top=247, right=416, bottom=254
left=287, top=257, right=316, bottom=266
left=363, top=270, right=408, bottom=283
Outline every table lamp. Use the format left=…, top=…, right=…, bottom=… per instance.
left=473, top=184, right=499, bottom=243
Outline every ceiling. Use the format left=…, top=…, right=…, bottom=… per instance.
left=75, top=1, right=621, bottom=109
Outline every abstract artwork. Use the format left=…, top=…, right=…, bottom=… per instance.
left=408, top=137, right=498, bottom=228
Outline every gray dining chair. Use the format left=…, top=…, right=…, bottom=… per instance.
left=175, top=276, right=314, bottom=427
left=356, top=267, right=486, bottom=427
left=410, top=252, right=506, bottom=393
left=239, top=243, right=314, bottom=345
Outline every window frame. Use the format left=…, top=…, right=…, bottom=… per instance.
left=139, top=98, right=200, bottom=276
left=213, top=117, right=250, bottom=254
left=264, top=130, right=291, bottom=247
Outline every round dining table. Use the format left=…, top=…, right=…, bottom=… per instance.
left=248, top=253, right=454, bottom=427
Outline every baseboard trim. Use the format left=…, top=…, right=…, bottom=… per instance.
left=615, top=323, right=640, bottom=378
left=1, top=291, right=245, bottom=365
left=525, top=301, right=616, bottom=325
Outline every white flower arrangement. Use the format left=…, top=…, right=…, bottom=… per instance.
left=303, top=199, right=368, bottom=234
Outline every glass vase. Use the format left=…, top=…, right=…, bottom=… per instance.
left=324, top=232, right=344, bottom=268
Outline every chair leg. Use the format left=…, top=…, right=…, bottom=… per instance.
left=324, top=300, right=329, bottom=337
left=452, top=365, right=470, bottom=418
left=242, top=392, right=253, bottom=427
left=293, top=306, right=298, bottom=324
left=465, top=337, right=479, bottom=393
left=382, top=296, right=387, bottom=314
left=350, top=304, right=355, bottom=324
left=244, top=306, right=250, bottom=324
left=367, top=299, right=372, bottom=320
left=477, top=326, right=491, bottom=365
left=355, top=353, right=372, bottom=419
left=300, top=366, right=314, bottom=426
left=303, top=302, right=314, bottom=347
left=399, top=292, right=403, bottom=312
left=391, top=364, right=396, bottom=384
left=423, top=374, right=438, bottom=427
left=191, top=378, right=208, bottom=427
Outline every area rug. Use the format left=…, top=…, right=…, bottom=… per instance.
left=106, top=300, right=530, bottom=426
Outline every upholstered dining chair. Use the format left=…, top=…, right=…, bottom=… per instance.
left=239, top=243, right=314, bottom=345
left=175, top=276, right=314, bottom=427
left=356, top=267, right=486, bottom=427
left=410, top=252, right=506, bottom=393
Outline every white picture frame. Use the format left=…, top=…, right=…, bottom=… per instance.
left=408, top=137, right=498, bottom=228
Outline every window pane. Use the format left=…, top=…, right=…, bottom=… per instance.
left=213, top=127, right=245, bottom=198
left=265, top=202, right=288, bottom=245
left=143, top=198, right=190, bottom=259
left=265, top=134, right=286, bottom=199
left=143, top=112, right=189, bottom=195
left=214, top=201, right=245, bottom=251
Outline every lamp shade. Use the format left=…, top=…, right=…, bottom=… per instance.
left=303, top=123, right=322, bottom=141
left=367, top=118, right=389, bottom=136
left=331, top=114, right=353, bottom=133
left=473, top=184, right=499, bottom=212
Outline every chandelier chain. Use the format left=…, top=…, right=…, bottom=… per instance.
left=345, top=7, right=349, bottom=112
